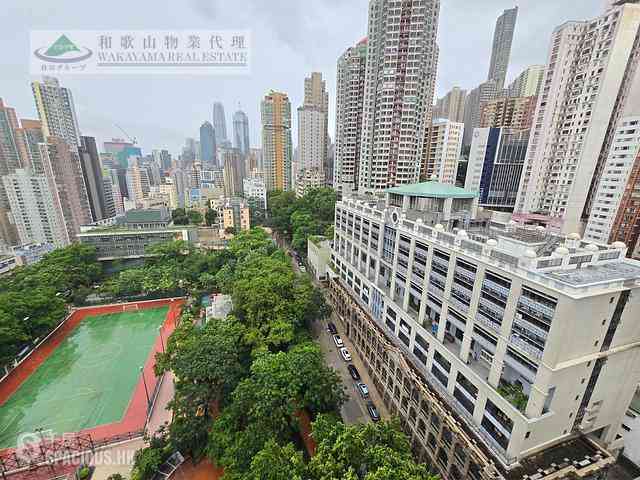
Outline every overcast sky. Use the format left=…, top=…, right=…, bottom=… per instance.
left=2, top=0, right=603, bottom=157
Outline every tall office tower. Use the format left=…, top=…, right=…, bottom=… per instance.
left=233, top=109, right=250, bottom=157
left=261, top=91, right=293, bottom=191
left=358, top=0, right=440, bottom=192
left=433, top=87, right=467, bottom=123
left=3, top=169, right=68, bottom=247
left=420, top=119, right=464, bottom=184
left=199, top=121, right=216, bottom=166
left=222, top=147, right=246, bottom=197
left=31, top=77, right=81, bottom=148
left=479, top=96, right=537, bottom=130
left=38, top=137, right=92, bottom=240
left=465, top=127, right=529, bottom=210
left=516, top=3, right=640, bottom=234
left=330, top=185, right=640, bottom=480
left=212, top=101, right=228, bottom=146
left=462, top=80, right=498, bottom=147
left=0, top=99, right=23, bottom=247
left=487, top=7, right=518, bottom=91
left=506, top=65, right=545, bottom=98
left=298, top=72, right=329, bottom=185
left=152, top=149, right=172, bottom=174
left=78, top=136, right=107, bottom=221
left=334, top=38, right=368, bottom=196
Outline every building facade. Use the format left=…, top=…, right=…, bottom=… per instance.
left=31, top=76, right=81, bottom=148
left=463, top=81, right=498, bottom=148
left=329, top=185, right=640, bottom=479
left=261, top=91, right=293, bottom=191
left=506, top=65, right=545, bottom=98
left=200, top=120, right=216, bottom=166
left=0, top=99, right=23, bottom=247
left=421, top=119, right=464, bottom=185
left=242, top=177, right=267, bottom=210
left=334, top=39, right=367, bottom=197
left=433, top=87, right=467, bottom=124
left=358, top=0, right=440, bottom=192
left=79, top=136, right=107, bottom=221
left=465, top=128, right=529, bottom=211
left=515, top=3, right=640, bottom=234
left=479, top=96, right=536, bottom=130
left=212, top=101, right=228, bottom=146
left=222, top=147, right=246, bottom=197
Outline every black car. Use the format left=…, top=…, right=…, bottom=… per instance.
left=367, top=402, right=381, bottom=422
left=347, top=364, right=360, bottom=381
left=327, top=322, right=338, bottom=335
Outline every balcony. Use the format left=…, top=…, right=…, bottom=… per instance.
left=517, top=295, right=555, bottom=321
left=509, top=334, right=544, bottom=360
left=513, top=317, right=548, bottom=340
left=478, top=296, right=505, bottom=317
left=482, top=278, right=509, bottom=300
left=454, top=267, right=476, bottom=284
left=432, top=255, right=449, bottom=271
left=475, top=310, right=501, bottom=334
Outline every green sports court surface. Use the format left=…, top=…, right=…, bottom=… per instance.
left=0, top=306, right=168, bottom=449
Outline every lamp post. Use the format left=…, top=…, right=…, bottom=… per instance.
left=139, top=366, right=150, bottom=409
left=158, top=325, right=165, bottom=353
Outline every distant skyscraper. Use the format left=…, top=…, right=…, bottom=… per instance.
left=152, top=149, right=172, bottom=173
left=212, top=102, right=228, bottom=146
left=261, top=91, right=293, bottom=191
left=358, top=0, right=440, bottom=191
left=433, top=87, right=467, bottom=123
left=506, top=65, right=545, bottom=98
left=79, top=136, right=107, bottom=221
left=233, top=109, right=250, bottom=156
left=465, top=127, right=529, bottom=210
left=334, top=38, right=367, bottom=196
left=420, top=119, right=464, bottom=184
left=222, top=147, right=246, bottom=197
left=516, top=2, right=640, bottom=234
left=31, top=76, right=81, bottom=148
left=298, top=72, right=329, bottom=187
left=487, top=7, right=518, bottom=91
left=199, top=121, right=216, bottom=166
left=125, top=158, right=151, bottom=207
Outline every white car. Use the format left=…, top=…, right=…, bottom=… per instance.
left=357, top=382, right=369, bottom=398
left=340, top=347, right=352, bottom=362
left=333, top=334, right=344, bottom=348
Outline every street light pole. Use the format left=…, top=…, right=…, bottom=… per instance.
left=158, top=325, right=165, bottom=353
left=139, top=366, right=151, bottom=410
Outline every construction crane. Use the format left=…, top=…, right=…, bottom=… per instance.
left=114, top=123, right=137, bottom=145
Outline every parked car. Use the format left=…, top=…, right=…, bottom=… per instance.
left=327, top=322, right=338, bottom=335
left=299, top=265, right=306, bottom=273
left=347, top=365, right=360, bottom=381
left=367, top=402, right=380, bottom=422
left=357, top=382, right=369, bottom=398
left=340, top=347, right=352, bottom=362
left=333, top=334, right=344, bottom=348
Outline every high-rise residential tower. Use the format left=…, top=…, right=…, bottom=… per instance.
left=433, top=87, right=467, bottom=123
left=0, top=99, right=23, bottom=247
left=261, top=91, right=293, bottom=191
left=479, top=96, right=537, bottom=130
left=334, top=38, right=368, bottom=196
left=516, top=2, right=640, bottom=234
left=462, top=80, right=498, bottom=147
left=358, top=0, right=440, bottom=192
left=199, top=120, right=216, bottom=166
left=79, top=136, right=107, bottom=221
left=506, top=65, right=545, bottom=98
left=298, top=72, right=329, bottom=188
left=487, top=7, right=518, bottom=91
left=420, top=119, right=464, bottom=184
left=31, top=77, right=81, bottom=148
left=212, top=101, right=228, bottom=146
left=233, top=109, right=251, bottom=156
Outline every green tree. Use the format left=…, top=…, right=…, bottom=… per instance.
left=247, top=440, right=306, bottom=480
left=308, top=415, right=438, bottom=480
left=187, top=209, right=203, bottom=225
left=205, top=207, right=218, bottom=226
left=171, top=208, right=189, bottom=225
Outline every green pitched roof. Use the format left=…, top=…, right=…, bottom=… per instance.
left=386, top=182, right=477, bottom=199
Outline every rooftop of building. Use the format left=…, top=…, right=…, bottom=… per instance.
left=386, top=181, right=478, bottom=199
left=123, top=207, right=170, bottom=224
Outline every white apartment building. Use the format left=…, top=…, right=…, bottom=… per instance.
left=421, top=119, right=464, bottom=185
left=298, top=106, right=327, bottom=172
left=295, top=168, right=325, bottom=199
left=506, top=65, right=545, bottom=98
left=358, top=0, right=440, bottom=191
left=329, top=182, right=640, bottom=480
left=334, top=39, right=367, bottom=197
left=516, top=3, right=640, bottom=234
left=3, top=168, right=68, bottom=247
left=584, top=116, right=640, bottom=243
left=242, top=177, right=267, bottom=210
